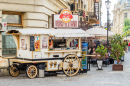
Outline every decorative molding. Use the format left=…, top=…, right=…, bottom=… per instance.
left=23, top=19, right=48, bottom=23
left=0, top=2, right=57, bottom=14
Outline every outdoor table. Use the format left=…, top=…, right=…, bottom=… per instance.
left=82, top=55, right=97, bottom=71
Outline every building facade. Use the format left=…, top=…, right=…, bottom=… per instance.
left=112, top=0, right=130, bottom=34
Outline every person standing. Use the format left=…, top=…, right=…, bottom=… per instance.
left=90, top=47, right=93, bottom=55
left=124, top=40, right=128, bottom=53
left=128, top=41, right=130, bottom=52
left=96, top=40, right=100, bottom=48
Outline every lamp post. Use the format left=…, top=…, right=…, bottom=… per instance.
left=105, top=0, right=111, bottom=53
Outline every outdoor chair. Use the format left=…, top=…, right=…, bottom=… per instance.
left=91, top=55, right=97, bottom=66
left=102, top=54, right=110, bottom=67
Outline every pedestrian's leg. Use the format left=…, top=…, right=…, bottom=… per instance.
left=126, top=46, right=128, bottom=53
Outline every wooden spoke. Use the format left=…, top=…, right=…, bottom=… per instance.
left=70, top=68, right=71, bottom=75
left=73, top=65, right=78, bottom=67
left=64, top=61, right=69, bottom=63
left=26, top=65, right=37, bottom=79
left=72, top=57, right=77, bottom=62
left=69, top=59, right=70, bottom=63
left=73, top=60, right=78, bottom=64
left=9, top=64, right=20, bottom=77
left=63, top=64, right=69, bottom=66
left=66, top=68, right=70, bottom=74
left=64, top=65, right=69, bottom=70
left=72, top=68, right=74, bottom=73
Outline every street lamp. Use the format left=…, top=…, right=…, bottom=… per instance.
left=105, top=0, right=111, bottom=53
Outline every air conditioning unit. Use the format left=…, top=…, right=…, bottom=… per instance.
left=0, top=22, right=7, bottom=32
left=70, top=2, right=78, bottom=12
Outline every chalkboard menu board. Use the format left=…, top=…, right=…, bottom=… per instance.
left=30, top=36, right=35, bottom=51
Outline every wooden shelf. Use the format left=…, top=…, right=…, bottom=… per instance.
left=44, top=50, right=81, bottom=53
left=12, top=60, right=47, bottom=64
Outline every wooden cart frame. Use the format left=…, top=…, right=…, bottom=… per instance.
left=5, top=29, right=89, bottom=78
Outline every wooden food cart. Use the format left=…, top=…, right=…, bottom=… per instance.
left=5, top=29, right=89, bottom=78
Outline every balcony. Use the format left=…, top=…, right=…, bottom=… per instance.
left=88, top=12, right=98, bottom=23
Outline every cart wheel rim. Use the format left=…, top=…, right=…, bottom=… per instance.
left=26, top=65, right=37, bottom=79
left=9, top=65, right=19, bottom=77
left=63, top=54, right=80, bottom=76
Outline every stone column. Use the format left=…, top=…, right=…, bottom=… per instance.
left=0, top=10, right=2, bottom=58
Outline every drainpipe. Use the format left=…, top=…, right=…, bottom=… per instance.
left=99, top=0, right=102, bottom=26
left=80, top=0, right=81, bottom=9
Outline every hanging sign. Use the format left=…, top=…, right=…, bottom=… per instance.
left=52, top=9, right=78, bottom=28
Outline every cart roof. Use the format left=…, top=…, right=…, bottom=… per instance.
left=6, top=29, right=93, bottom=37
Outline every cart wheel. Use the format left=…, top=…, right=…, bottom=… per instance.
left=9, top=64, right=20, bottom=77
left=63, top=54, right=80, bottom=76
left=26, top=65, right=37, bottom=79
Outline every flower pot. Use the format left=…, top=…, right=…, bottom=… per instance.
left=97, top=59, right=103, bottom=70
left=112, top=64, right=123, bottom=71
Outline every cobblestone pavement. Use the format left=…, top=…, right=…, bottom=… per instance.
left=0, top=53, right=130, bottom=86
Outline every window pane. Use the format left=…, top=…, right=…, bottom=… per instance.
left=7, top=26, right=22, bottom=30
left=2, top=26, right=22, bottom=55
left=124, top=13, right=127, bottom=19
left=2, top=14, right=21, bottom=24
left=2, top=35, right=16, bottom=55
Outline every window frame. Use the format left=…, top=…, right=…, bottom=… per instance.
left=2, top=11, right=23, bottom=27
left=48, top=38, right=79, bottom=51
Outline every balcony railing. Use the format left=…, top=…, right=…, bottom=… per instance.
left=88, top=12, right=97, bottom=19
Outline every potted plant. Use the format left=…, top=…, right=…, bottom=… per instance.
left=110, top=34, right=126, bottom=71
left=95, top=45, right=107, bottom=70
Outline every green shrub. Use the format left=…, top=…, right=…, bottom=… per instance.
left=95, top=45, right=107, bottom=59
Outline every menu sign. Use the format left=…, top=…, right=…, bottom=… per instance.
left=30, top=36, right=35, bottom=51
left=52, top=9, right=78, bottom=28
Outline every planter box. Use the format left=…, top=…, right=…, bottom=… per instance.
left=112, top=64, right=123, bottom=71
left=97, top=59, right=103, bottom=70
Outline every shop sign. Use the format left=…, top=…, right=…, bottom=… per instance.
left=94, top=2, right=99, bottom=20
left=52, top=9, right=78, bottom=28
left=0, top=59, right=6, bottom=66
